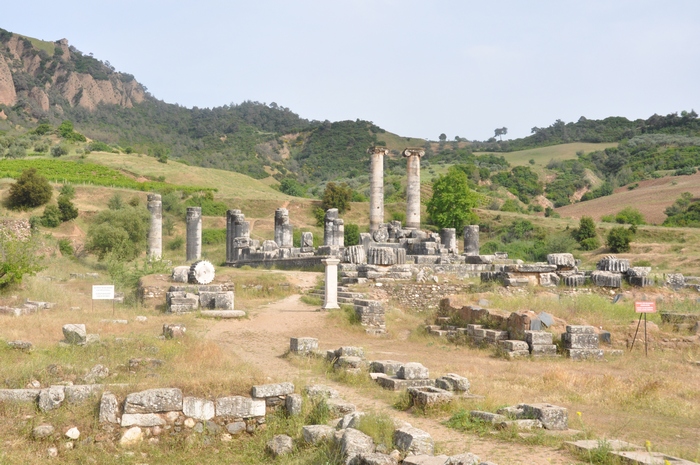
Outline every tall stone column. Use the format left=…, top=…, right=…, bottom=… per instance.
left=146, top=194, right=162, bottom=259
left=321, top=257, right=340, bottom=310
left=368, top=147, right=388, bottom=233
left=274, top=208, right=293, bottom=248
left=186, top=207, right=202, bottom=262
left=463, top=225, right=479, bottom=256
left=403, top=148, right=425, bottom=229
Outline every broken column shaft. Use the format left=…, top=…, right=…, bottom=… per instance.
left=274, top=208, right=293, bottom=248
left=186, top=207, right=202, bottom=261
left=146, top=193, right=162, bottom=259
left=403, top=148, right=425, bottom=229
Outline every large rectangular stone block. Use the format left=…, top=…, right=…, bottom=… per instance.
left=124, top=388, right=183, bottom=414
left=562, top=333, right=599, bottom=349
left=374, top=376, right=434, bottom=391
left=397, top=363, right=429, bottom=380
left=251, top=382, right=294, bottom=399
left=566, top=349, right=604, bottom=361
left=530, top=344, right=558, bottom=356
left=289, top=337, right=318, bottom=355
left=519, top=403, right=568, bottom=430
left=369, top=360, right=403, bottom=377
left=524, top=330, right=553, bottom=346
left=566, top=325, right=595, bottom=334
left=215, top=396, right=266, bottom=418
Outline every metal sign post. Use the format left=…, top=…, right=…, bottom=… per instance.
left=92, top=285, right=116, bottom=314
left=630, top=301, right=656, bottom=356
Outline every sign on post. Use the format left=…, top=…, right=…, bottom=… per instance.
left=634, top=301, right=657, bottom=313
left=92, top=285, right=115, bottom=300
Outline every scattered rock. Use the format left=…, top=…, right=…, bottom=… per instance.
left=119, top=426, right=143, bottom=447
left=32, top=424, right=55, bottom=439
left=99, top=391, right=120, bottom=424
left=266, top=434, right=293, bottom=457
left=62, top=324, right=86, bottom=345
left=340, top=428, right=375, bottom=464
left=393, top=425, right=434, bottom=455
left=65, top=427, right=80, bottom=440
left=38, top=386, right=65, bottom=412
left=302, top=425, right=336, bottom=444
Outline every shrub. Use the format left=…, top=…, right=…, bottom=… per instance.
left=500, top=199, right=523, bottom=213
left=202, top=228, right=226, bottom=245
left=322, top=182, right=353, bottom=214
left=614, top=206, right=645, bottom=225
left=57, top=195, right=78, bottom=222
left=313, top=206, right=326, bottom=227
left=59, top=184, right=75, bottom=199
left=40, top=205, right=62, bottom=227
left=7, top=145, right=26, bottom=159
left=51, top=144, right=68, bottom=157
left=185, top=194, right=228, bottom=216
left=579, top=237, right=601, bottom=251
left=7, top=168, right=53, bottom=209
left=86, top=206, right=150, bottom=261
left=58, top=239, right=74, bottom=256
left=0, top=234, right=44, bottom=289
left=279, top=178, right=305, bottom=197
left=574, top=216, right=597, bottom=242
left=167, top=237, right=184, bottom=250
left=607, top=226, right=634, bottom=253
left=108, top=194, right=124, bottom=210
left=344, top=223, right=360, bottom=246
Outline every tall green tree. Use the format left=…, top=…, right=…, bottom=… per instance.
left=427, top=167, right=480, bottom=232
left=321, top=182, right=353, bottom=214
left=8, top=168, right=53, bottom=209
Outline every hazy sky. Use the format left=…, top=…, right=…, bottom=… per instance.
left=3, top=1, right=699, bottom=140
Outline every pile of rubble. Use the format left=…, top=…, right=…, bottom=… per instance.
left=0, top=299, right=55, bottom=316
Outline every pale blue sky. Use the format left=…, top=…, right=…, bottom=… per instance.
left=4, top=1, right=699, bottom=140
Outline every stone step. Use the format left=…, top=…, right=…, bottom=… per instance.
left=199, top=310, right=246, bottom=319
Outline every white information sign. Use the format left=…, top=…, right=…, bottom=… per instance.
left=92, top=285, right=115, bottom=300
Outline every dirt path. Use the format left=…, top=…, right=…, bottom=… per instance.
left=203, top=272, right=581, bottom=465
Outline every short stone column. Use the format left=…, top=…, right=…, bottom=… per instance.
left=186, top=207, right=202, bottom=261
left=368, top=147, right=388, bottom=234
left=323, top=208, right=344, bottom=247
left=321, top=258, right=340, bottom=310
left=440, top=228, right=457, bottom=254
left=146, top=193, right=162, bottom=259
left=463, top=225, right=479, bottom=256
left=403, top=148, right=425, bottom=229
left=274, top=208, right=293, bottom=248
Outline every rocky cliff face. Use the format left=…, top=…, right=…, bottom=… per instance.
left=0, top=32, right=145, bottom=115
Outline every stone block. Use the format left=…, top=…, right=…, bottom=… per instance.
left=446, top=452, right=482, bottom=465
left=504, top=277, right=532, bottom=287
left=505, top=263, right=558, bottom=273
left=394, top=426, right=434, bottom=456
left=163, top=324, right=186, bottom=339
left=124, top=388, right=183, bottom=414
left=304, top=384, right=340, bottom=399
left=358, top=453, right=399, bottom=465
left=470, top=411, right=507, bottom=424
left=499, top=340, right=529, bottom=351
left=519, top=403, right=568, bottom=430
left=336, top=346, right=365, bottom=358
left=434, top=373, right=470, bottom=392
left=547, top=253, right=575, bottom=268
left=267, top=434, right=293, bottom=457
left=374, top=376, right=434, bottom=391
left=408, top=386, right=453, bottom=408
left=121, top=413, right=166, bottom=427
left=183, top=397, right=215, bottom=421
left=506, top=349, right=531, bottom=359
left=65, top=384, right=103, bottom=404
left=496, top=419, right=543, bottom=430
left=251, top=382, right=294, bottom=398
left=566, top=325, right=596, bottom=334
left=215, top=396, right=266, bottom=418
left=99, top=391, right=120, bottom=423
left=335, top=356, right=365, bottom=370
left=327, top=398, right=357, bottom=416
left=288, top=337, right=318, bottom=355
left=397, top=362, right=429, bottom=380
left=564, top=274, right=586, bottom=287
left=591, top=271, right=622, bottom=288
left=341, top=428, right=375, bottom=464
left=62, top=324, right=86, bottom=345
left=302, top=424, right=336, bottom=444
left=566, top=349, right=604, bottom=361
left=7, top=340, right=32, bottom=351
left=530, top=344, right=558, bottom=356
left=597, top=257, right=630, bottom=273
left=0, top=389, right=40, bottom=403
left=171, top=266, right=190, bottom=283
left=562, top=332, right=599, bottom=349
left=524, top=330, right=553, bottom=346
left=401, top=455, right=449, bottom=465
left=199, top=310, right=245, bottom=319
left=484, top=329, right=509, bottom=341
left=38, top=386, right=65, bottom=412
left=285, top=393, right=302, bottom=416
left=628, top=276, right=653, bottom=287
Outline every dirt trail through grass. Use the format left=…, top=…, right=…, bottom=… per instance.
left=203, top=273, right=577, bottom=465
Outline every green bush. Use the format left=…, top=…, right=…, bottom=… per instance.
left=40, top=205, right=62, bottom=227
left=167, top=237, right=184, bottom=250
left=51, top=144, right=68, bottom=157
left=573, top=216, right=597, bottom=242
left=58, top=239, right=74, bottom=256
left=185, top=194, right=228, bottom=216
left=108, top=194, right=124, bottom=210
left=57, top=195, right=78, bottom=222
left=500, top=199, right=523, bottom=213
left=202, top=228, right=226, bottom=245
left=0, top=234, right=44, bottom=289
left=86, top=206, right=150, bottom=261
left=344, top=223, right=360, bottom=246
left=322, top=182, right=353, bottom=214
left=279, top=178, right=305, bottom=197
left=579, top=237, right=601, bottom=251
left=607, top=226, right=634, bottom=253
left=7, top=168, right=53, bottom=209
left=614, top=206, right=645, bottom=225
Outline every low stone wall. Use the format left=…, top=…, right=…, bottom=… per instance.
left=437, top=297, right=531, bottom=339
left=228, top=256, right=326, bottom=270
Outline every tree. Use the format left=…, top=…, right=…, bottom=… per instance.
left=86, top=206, right=150, bottom=261
left=606, top=226, right=634, bottom=253
left=40, top=205, right=62, bottom=227
left=573, top=216, right=600, bottom=250
left=8, top=168, right=53, bottom=209
left=494, top=127, right=508, bottom=141
left=58, top=195, right=79, bottom=222
left=321, top=182, right=353, bottom=214
left=51, top=144, right=68, bottom=157
left=0, top=233, right=44, bottom=289
left=344, top=223, right=360, bottom=246
left=439, top=133, right=447, bottom=142
left=279, top=178, right=305, bottom=197
left=426, top=167, right=480, bottom=231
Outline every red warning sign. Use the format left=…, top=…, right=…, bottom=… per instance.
left=635, top=301, right=657, bottom=313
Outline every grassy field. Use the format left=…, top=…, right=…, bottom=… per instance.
left=475, top=142, right=617, bottom=167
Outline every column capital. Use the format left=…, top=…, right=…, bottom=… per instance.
left=321, top=257, right=340, bottom=266
left=367, top=147, right=389, bottom=155
left=402, top=148, right=425, bottom=158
